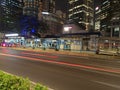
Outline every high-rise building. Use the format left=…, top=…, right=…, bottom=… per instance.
left=56, top=10, right=66, bottom=19
left=68, top=0, right=94, bottom=31
left=42, top=0, right=55, bottom=13
left=0, top=0, right=23, bottom=33
left=23, top=0, right=63, bottom=36
left=40, top=12, right=64, bottom=36
left=23, top=0, right=42, bottom=17
left=23, top=0, right=55, bottom=17
left=97, top=0, right=120, bottom=49
left=100, top=0, right=120, bottom=37
left=100, top=0, right=111, bottom=36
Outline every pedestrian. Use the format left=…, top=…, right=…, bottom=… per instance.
left=96, top=47, right=100, bottom=54
left=116, top=47, right=119, bottom=55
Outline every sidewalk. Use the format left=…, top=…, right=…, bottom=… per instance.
left=12, top=46, right=95, bottom=57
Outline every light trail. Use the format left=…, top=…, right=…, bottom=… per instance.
left=21, top=52, right=58, bottom=59
left=0, top=53, right=120, bottom=74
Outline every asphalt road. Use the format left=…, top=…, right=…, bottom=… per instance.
left=0, top=47, right=120, bottom=90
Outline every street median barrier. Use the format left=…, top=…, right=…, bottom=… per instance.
left=12, top=47, right=91, bottom=57
left=12, top=47, right=120, bottom=60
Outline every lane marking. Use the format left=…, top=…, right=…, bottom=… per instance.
left=94, top=81, right=120, bottom=89
left=21, top=52, right=58, bottom=59
left=0, top=53, right=120, bottom=74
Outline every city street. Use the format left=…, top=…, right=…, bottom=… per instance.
left=0, top=47, right=120, bottom=90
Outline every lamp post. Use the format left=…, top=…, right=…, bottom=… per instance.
left=63, top=26, right=72, bottom=34
left=63, top=26, right=72, bottom=50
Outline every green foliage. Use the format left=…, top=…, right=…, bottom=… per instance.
left=0, top=71, right=48, bottom=90
left=34, top=83, right=48, bottom=90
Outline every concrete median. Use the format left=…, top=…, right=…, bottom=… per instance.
left=10, top=47, right=120, bottom=60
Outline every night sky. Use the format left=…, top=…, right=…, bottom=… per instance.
left=56, top=0, right=67, bottom=12
left=56, top=0, right=101, bottom=13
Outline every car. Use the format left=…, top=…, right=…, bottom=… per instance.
left=96, top=49, right=119, bottom=56
left=0, top=42, right=18, bottom=47
left=0, top=42, right=8, bottom=47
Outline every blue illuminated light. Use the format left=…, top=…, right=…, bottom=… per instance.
left=32, top=28, right=35, bottom=33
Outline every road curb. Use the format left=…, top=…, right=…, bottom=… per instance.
left=11, top=47, right=92, bottom=57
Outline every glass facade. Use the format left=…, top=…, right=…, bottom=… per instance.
left=0, top=0, right=23, bottom=33
left=41, top=13, right=64, bottom=36
left=100, top=0, right=120, bottom=37
left=42, top=0, right=55, bottom=13
left=23, top=0, right=42, bottom=17
left=23, top=0, right=55, bottom=17
left=68, top=0, right=94, bottom=31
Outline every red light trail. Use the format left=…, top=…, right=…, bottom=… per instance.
left=0, top=53, right=120, bottom=74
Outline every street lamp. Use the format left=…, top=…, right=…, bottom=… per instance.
left=63, top=26, right=72, bottom=33
left=95, top=6, right=99, bottom=11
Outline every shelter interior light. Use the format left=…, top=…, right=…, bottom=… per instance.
left=5, top=33, right=19, bottom=37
